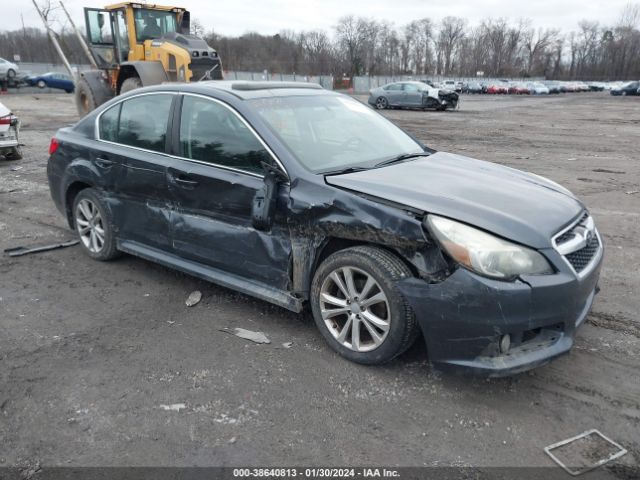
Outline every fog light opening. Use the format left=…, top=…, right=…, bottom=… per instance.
left=499, top=334, right=511, bottom=354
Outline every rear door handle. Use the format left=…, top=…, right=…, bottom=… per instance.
left=95, top=156, right=115, bottom=168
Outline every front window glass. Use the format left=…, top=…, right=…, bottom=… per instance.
left=250, top=95, right=424, bottom=173
left=117, top=94, right=173, bottom=152
left=134, top=9, right=177, bottom=42
left=179, top=96, right=272, bottom=174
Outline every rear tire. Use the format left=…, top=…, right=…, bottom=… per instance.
left=72, top=188, right=120, bottom=261
left=37, top=80, right=46, bottom=89
left=75, top=76, right=98, bottom=117
left=120, top=76, right=143, bottom=94
left=310, top=246, right=419, bottom=365
left=375, top=96, right=389, bottom=110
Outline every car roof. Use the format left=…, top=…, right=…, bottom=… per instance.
left=142, top=80, right=330, bottom=100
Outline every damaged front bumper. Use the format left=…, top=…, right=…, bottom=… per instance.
left=397, top=252, right=602, bottom=377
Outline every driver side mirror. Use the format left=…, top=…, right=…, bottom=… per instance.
left=251, top=162, right=287, bottom=231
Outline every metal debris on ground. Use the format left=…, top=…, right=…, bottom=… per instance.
left=185, top=290, right=202, bottom=307
left=159, top=403, right=187, bottom=412
left=4, top=240, right=79, bottom=257
left=625, top=190, right=639, bottom=195
left=544, top=429, right=628, bottom=476
left=220, top=327, right=271, bottom=344
left=282, top=342, right=293, bottom=348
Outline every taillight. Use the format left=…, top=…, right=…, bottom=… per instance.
left=0, top=115, right=11, bottom=125
left=49, top=137, right=60, bottom=156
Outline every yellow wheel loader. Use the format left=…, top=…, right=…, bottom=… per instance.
left=76, top=2, right=223, bottom=116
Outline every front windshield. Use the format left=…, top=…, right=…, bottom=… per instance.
left=134, top=9, right=177, bottom=42
left=250, top=95, right=424, bottom=173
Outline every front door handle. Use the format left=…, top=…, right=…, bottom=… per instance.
left=174, top=177, right=199, bottom=187
left=168, top=171, right=199, bottom=189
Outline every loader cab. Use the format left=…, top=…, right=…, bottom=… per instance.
left=85, top=3, right=188, bottom=68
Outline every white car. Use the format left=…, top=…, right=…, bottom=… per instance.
left=0, top=57, right=19, bottom=79
left=527, top=82, right=550, bottom=95
left=0, top=102, right=21, bottom=160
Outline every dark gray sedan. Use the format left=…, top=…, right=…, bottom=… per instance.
left=368, top=81, right=459, bottom=111
left=47, top=81, right=601, bottom=376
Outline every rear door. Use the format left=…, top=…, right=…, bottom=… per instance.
left=385, top=83, right=404, bottom=106
left=95, top=92, right=176, bottom=250
left=167, top=94, right=291, bottom=289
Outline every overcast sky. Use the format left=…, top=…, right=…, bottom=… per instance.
left=7, top=0, right=633, bottom=35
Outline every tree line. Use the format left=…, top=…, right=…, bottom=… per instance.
left=2, top=3, right=639, bottom=80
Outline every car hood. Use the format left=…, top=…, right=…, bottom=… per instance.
left=325, top=152, right=583, bottom=248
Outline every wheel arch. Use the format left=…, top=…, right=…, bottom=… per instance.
left=64, top=181, right=93, bottom=228
left=116, top=62, right=168, bottom=94
left=292, top=235, right=420, bottom=301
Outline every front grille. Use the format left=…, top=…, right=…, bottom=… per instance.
left=554, top=211, right=601, bottom=275
left=556, top=212, right=588, bottom=245
left=189, top=57, right=223, bottom=81
left=565, top=235, right=600, bottom=273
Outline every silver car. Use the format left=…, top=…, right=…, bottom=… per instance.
left=0, top=101, right=22, bottom=160
left=368, top=81, right=459, bottom=111
left=0, top=58, right=19, bottom=79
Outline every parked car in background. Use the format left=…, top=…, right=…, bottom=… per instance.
left=527, top=82, right=550, bottom=95
left=26, top=72, right=75, bottom=93
left=0, top=101, right=21, bottom=160
left=369, top=81, right=459, bottom=111
left=610, top=81, right=640, bottom=96
left=544, top=81, right=562, bottom=94
left=47, top=81, right=603, bottom=376
left=588, top=82, right=605, bottom=91
left=0, top=57, right=19, bottom=79
left=466, top=82, right=483, bottom=94
left=441, top=80, right=463, bottom=93
left=486, top=83, right=508, bottom=94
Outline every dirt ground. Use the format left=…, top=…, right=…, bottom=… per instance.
left=0, top=91, right=639, bottom=476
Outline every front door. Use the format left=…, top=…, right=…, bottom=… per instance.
left=167, top=94, right=291, bottom=289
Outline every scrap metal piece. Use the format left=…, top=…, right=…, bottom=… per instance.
left=220, top=327, right=271, bottom=344
left=4, top=239, right=79, bottom=257
left=185, top=290, right=202, bottom=307
left=544, top=429, right=628, bottom=476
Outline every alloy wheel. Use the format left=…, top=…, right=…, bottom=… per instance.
left=319, top=266, right=390, bottom=352
left=376, top=97, right=388, bottom=109
left=75, top=199, right=105, bottom=253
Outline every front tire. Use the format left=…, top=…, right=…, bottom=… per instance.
left=73, top=188, right=120, bottom=261
left=7, top=69, right=16, bottom=79
left=310, top=246, right=419, bottom=365
left=37, top=80, right=46, bottom=89
left=120, top=76, right=143, bottom=94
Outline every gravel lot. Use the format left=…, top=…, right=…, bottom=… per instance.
left=0, top=92, right=638, bottom=475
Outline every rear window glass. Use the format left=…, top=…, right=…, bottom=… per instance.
left=117, top=94, right=173, bottom=152
left=98, top=103, right=120, bottom=142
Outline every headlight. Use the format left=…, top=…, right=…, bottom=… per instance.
left=425, top=215, right=553, bottom=280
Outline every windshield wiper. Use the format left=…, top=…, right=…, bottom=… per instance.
left=322, top=166, right=370, bottom=176
left=374, top=152, right=431, bottom=168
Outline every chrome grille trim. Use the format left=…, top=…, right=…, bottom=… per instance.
left=552, top=211, right=603, bottom=278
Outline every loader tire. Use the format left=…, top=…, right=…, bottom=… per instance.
left=120, top=77, right=143, bottom=94
left=75, top=76, right=98, bottom=117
